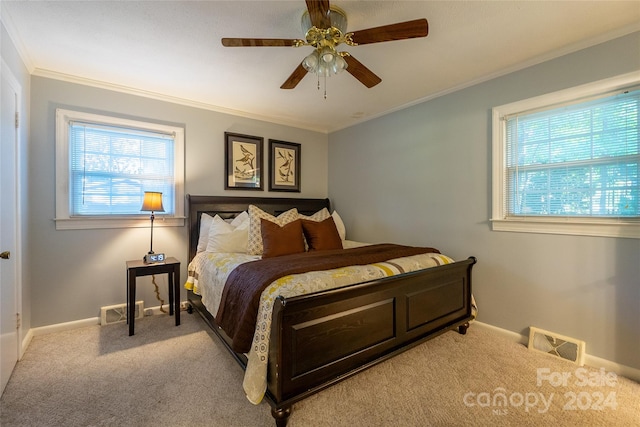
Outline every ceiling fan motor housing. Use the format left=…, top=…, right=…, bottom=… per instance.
left=301, top=6, right=348, bottom=36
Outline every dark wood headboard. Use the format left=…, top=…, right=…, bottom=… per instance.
left=186, top=195, right=331, bottom=261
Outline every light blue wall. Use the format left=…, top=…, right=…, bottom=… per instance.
left=328, top=32, right=640, bottom=369
left=28, top=77, right=328, bottom=327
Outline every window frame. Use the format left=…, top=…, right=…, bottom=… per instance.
left=491, top=72, right=640, bottom=239
left=55, top=108, right=185, bottom=230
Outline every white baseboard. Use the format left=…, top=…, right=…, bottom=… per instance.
left=474, top=321, right=529, bottom=345
left=30, top=317, right=100, bottom=337
left=21, top=302, right=189, bottom=357
left=473, top=321, right=640, bottom=383
left=21, top=317, right=100, bottom=360
left=584, top=353, right=640, bottom=384
left=20, top=329, right=33, bottom=359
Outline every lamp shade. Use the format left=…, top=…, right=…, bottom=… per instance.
left=140, top=191, right=165, bottom=212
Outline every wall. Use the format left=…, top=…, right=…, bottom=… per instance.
left=328, top=32, right=640, bottom=370
left=29, top=77, right=328, bottom=327
left=2, top=21, right=32, bottom=343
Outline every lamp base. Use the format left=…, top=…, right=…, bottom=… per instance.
left=143, top=252, right=165, bottom=264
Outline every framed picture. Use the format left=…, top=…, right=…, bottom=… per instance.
left=225, top=132, right=263, bottom=190
left=269, top=139, right=301, bottom=192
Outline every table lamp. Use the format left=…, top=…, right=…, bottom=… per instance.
left=140, top=191, right=165, bottom=263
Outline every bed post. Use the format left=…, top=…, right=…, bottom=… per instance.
left=271, top=407, right=291, bottom=426
left=457, top=256, right=476, bottom=335
left=458, top=322, right=470, bottom=334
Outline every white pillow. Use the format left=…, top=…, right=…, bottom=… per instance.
left=230, top=210, right=249, bottom=227
left=196, top=213, right=214, bottom=253
left=247, top=205, right=299, bottom=255
left=206, top=214, right=249, bottom=253
left=332, top=210, right=346, bottom=241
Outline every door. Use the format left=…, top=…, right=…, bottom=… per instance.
left=0, top=61, right=20, bottom=395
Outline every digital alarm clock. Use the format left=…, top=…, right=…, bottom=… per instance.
left=143, top=252, right=165, bottom=264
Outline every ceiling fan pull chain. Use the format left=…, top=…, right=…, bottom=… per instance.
left=324, top=74, right=327, bottom=99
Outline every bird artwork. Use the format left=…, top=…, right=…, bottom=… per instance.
left=234, top=144, right=256, bottom=181
left=276, top=148, right=295, bottom=184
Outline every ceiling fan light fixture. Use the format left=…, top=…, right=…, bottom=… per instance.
left=303, top=46, right=347, bottom=77
left=320, top=46, right=335, bottom=63
left=333, top=54, right=347, bottom=73
left=302, top=51, right=319, bottom=71
left=317, top=64, right=331, bottom=78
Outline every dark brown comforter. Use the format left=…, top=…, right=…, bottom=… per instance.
left=215, top=244, right=440, bottom=353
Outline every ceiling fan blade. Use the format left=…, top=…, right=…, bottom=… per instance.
left=281, top=63, right=309, bottom=89
left=222, top=38, right=298, bottom=47
left=344, top=55, right=382, bottom=88
left=350, top=18, right=429, bottom=45
left=306, top=0, right=331, bottom=29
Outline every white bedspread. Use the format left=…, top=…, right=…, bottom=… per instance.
left=185, top=247, right=460, bottom=404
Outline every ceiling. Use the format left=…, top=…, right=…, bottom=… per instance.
left=3, top=1, right=639, bottom=133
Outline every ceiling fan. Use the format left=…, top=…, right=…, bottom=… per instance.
left=221, top=0, right=429, bottom=91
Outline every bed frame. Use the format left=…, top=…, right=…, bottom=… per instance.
left=186, top=195, right=476, bottom=426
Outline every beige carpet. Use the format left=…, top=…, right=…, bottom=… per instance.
left=1, top=312, right=638, bottom=427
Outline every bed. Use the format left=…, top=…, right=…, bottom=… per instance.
left=185, top=195, right=477, bottom=426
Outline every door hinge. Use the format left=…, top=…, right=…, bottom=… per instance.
left=16, top=313, right=21, bottom=330
left=15, top=112, right=19, bottom=129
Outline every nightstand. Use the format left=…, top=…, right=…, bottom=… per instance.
left=126, top=257, right=180, bottom=336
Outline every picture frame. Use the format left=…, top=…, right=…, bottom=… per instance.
left=224, top=132, right=263, bottom=190
left=269, top=139, right=301, bottom=192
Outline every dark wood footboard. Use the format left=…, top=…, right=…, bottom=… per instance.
left=187, top=256, right=475, bottom=426
left=264, top=256, right=476, bottom=421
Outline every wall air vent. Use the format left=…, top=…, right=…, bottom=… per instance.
left=528, top=326, right=585, bottom=365
left=101, top=301, right=144, bottom=325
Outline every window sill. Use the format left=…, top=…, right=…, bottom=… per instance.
left=54, top=216, right=185, bottom=230
left=491, top=218, right=640, bottom=239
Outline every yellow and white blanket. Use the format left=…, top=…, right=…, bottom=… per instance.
left=186, top=249, right=464, bottom=404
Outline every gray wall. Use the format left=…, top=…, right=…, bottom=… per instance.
left=328, top=32, right=640, bottom=369
left=29, top=77, right=328, bottom=327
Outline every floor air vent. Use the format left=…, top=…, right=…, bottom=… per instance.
left=528, top=326, right=585, bottom=365
left=101, top=301, right=144, bottom=325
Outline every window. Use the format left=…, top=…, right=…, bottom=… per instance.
left=55, top=109, right=185, bottom=230
left=492, top=73, right=639, bottom=239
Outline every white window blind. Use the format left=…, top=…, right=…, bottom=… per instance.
left=55, top=108, right=185, bottom=230
left=505, top=88, right=639, bottom=219
left=69, top=121, right=176, bottom=216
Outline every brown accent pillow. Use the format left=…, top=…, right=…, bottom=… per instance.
left=301, top=217, right=343, bottom=251
left=260, top=218, right=305, bottom=258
